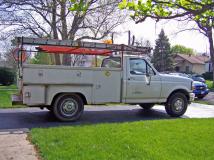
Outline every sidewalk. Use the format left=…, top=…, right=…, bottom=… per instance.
left=0, top=130, right=38, bottom=160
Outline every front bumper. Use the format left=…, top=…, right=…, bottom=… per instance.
left=189, top=93, right=195, bottom=103
left=193, top=89, right=209, bottom=96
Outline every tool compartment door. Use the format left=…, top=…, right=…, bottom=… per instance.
left=23, top=85, right=45, bottom=105
left=92, top=69, right=121, bottom=104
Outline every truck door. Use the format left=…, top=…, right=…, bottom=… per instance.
left=125, top=58, right=162, bottom=103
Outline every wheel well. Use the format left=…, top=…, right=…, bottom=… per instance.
left=167, top=89, right=190, bottom=102
left=51, top=92, right=87, bottom=106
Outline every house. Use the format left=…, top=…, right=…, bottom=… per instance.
left=173, top=54, right=209, bottom=74
left=205, top=60, right=213, bottom=72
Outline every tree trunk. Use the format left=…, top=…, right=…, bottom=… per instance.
left=60, top=1, right=68, bottom=40
left=207, top=27, right=214, bottom=84
left=52, top=0, right=61, bottom=65
left=59, top=0, right=70, bottom=66
left=111, top=33, right=114, bottom=44
left=128, top=30, right=131, bottom=45
left=131, top=35, right=135, bottom=46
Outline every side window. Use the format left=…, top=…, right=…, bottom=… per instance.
left=130, top=58, right=155, bottom=75
left=130, top=58, right=147, bottom=75
left=101, top=57, right=121, bottom=68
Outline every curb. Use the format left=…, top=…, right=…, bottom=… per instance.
left=0, top=128, right=29, bottom=135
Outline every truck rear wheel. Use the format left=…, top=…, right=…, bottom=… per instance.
left=165, top=92, right=188, bottom=117
left=139, top=103, right=154, bottom=110
left=53, top=94, right=84, bottom=122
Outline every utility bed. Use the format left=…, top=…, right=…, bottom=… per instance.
left=22, top=64, right=122, bottom=106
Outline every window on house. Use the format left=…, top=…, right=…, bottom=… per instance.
left=186, top=66, right=190, bottom=73
left=175, top=66, right=180, bottom=72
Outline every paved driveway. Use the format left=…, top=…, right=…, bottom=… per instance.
left=199, top=92, right=214, bottom=105
left=0, top=103, right=213, bottom=132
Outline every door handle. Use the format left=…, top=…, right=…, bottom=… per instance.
left=128, top=77, right=135, bottom=80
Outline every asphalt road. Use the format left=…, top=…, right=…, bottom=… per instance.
left=0, top=103, right=213, bottom=132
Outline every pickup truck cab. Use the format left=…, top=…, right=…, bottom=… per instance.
left=14, top=55, right=194, bottom=121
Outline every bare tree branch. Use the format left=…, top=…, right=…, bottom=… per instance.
left=0, top=0, right=127, bottom=65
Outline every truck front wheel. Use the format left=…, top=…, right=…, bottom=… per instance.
left=53, top=94, right=84, bottom=121
left=139, top=103, right=154, bottom=110
left=165, top=93, right=188, bottom=117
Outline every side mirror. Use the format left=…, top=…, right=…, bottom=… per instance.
left=146, top=72, right=150, bottom=77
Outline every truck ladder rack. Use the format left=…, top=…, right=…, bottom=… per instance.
left=14, top=37, right=151, bottom=53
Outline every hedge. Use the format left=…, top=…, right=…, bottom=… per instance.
left=0, top=67, right=15, bottom=86
left=202, top=72, right=213, bottom=80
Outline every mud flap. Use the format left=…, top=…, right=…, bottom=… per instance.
left=11, top=94, right=23, bottom=105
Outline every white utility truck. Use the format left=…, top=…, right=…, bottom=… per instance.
left=12, top=37, right=194, bottom=121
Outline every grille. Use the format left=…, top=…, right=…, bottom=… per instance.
left=196, top=86, right=205, bottom=90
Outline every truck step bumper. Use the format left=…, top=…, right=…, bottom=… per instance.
left=11, top=94, right=23, bottom=105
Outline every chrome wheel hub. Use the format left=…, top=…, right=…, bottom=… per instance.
left=174, top=99, right=184, bottom=112
left=61, top=99, right=78, bottom=116
left=63, top=102, right=75, bottom=112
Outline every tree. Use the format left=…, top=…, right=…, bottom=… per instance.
left=171, top=45, right=195, bottom=55
left=119, top=0, right=214, bottom=80
left=3, top=49, right=18, bottom=70
left=134, top=38, right=152, bottom=57
left=0, top=0, right=127, bottom=65
left=30, top=53, right=54, bottom=65
left=152, top=29, right=173, bottom=72
left=134, top=38, right=151, bottom=47
left=0, top=67, right=15, bottom=85
left=1, top=43, right=18, bottom=70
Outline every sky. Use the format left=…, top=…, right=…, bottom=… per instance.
left=115, top=19, right=210, bottom=54
left=0, top=17, right=211, bottom=56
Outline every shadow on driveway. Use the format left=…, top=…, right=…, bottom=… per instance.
left=0, top=107, right=178, bottom=131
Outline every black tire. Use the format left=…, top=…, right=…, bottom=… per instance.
left=139, top=103, right=154, bottom=110
left=53, top=94, right=84, bottom=122
left=165, top=92, right=188, bottom=117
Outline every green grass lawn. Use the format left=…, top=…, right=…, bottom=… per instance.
left=206, top=80, right=214, bottom=90
left=0, top=84, right=17, bottom=89
left=31, top=118, right=214, bottom=160
left=0, top=85, right=25, bottom=109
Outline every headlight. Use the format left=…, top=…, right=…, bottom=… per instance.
left=191, top=81, right=195, bottom=90
left=192, top=85, right=195, bottom=90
